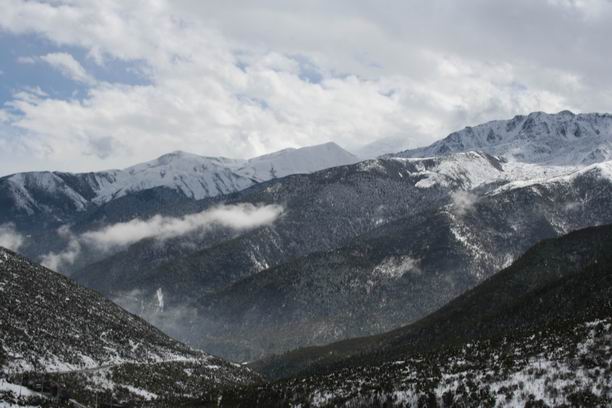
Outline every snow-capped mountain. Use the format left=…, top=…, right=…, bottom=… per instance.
left=74, top=151, right=511, bottom=302
left=0, top=142, right=358, bottom=217
left=393, top=111, right=612, bottom=166
left=4, top=111, right=612, bottom=370
left=75, top=145, right=612, bottom=362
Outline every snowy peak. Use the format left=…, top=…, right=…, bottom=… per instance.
left=1, top=171, right=91, bottom=216
left=94, top=141, right=358, bottom=201
left=394, top=111, right=612, bottom=166
left=0, top=142, right=358, bottom=215
left=244, top=141, right=359, bottom=181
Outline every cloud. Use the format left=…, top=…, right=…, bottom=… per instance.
left=81, top=203, right=283, bottom=251
left=16, top=56, right=35, bottom=64
left=39, top=52, right=96, bottom=84
left=40, top=226, right=81, bottom=271
left=1, top=0, right=612, bottom=174
left=451, top=191, right=478, bottom=217
left=41, top=203, right=283, bottom=271
left=111, top=288, right=200, bottom=344
left=0, top=223, right=25, bottom=251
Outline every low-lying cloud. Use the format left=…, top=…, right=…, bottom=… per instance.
left=41, top=225, right=82, bottom=271
left=451, top=191, right=478, bottom=217
left=41, top=203, right=283, bottom=271
left=111, top=288, right=200, bottom=345
left=0, top=223, right=24, bottom=251
left=81, top=203, right=284, bottom=251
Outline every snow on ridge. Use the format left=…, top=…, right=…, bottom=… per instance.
left=1, top=142, right=359, bottom=212
left=393, top=111, right=612, bottom=167
left=90, top=142, right=357, bottom=202
left=4, top=172, right=89, bottom=213
left=390, top=151, right=506, bottom=189
left=390, top=149, right=610, bottom=193
left=491, top=159, right=612, bottom=194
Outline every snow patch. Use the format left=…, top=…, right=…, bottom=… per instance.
left=373, top=256, right=420, bottom=279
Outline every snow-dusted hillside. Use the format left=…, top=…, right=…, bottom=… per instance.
left=245, top=317, right=612, bottom=407
left=242, top=225, right=612, bottom=407
left=0, top=142, right=358, bottom=215
left=394, top=111, right=612, bottom=166
left=0, top=247, right=260, bottom=406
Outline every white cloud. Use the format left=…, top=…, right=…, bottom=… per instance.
left=0, top=0, right=611, bottom=175
left=40, top=52, right=96, bottom=84
left=451, top=191, right=478, bottom=217
left=40, top=226, right=81, bottom=271
left=81, top=203, right=283, bottom=251
left=16, top=56, right=35, bottom=64
left=41, top=203, right=283, bottom=271
left=0, top=223, right=25, bottom=251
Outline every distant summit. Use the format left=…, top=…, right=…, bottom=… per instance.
left=393, top=111, right=612, bottom=165
left=0, top=142, right=358, bottom=217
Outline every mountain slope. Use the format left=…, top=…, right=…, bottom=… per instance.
left=238, top=226, right=612, bottom=407
left=394, top=111, right=612, bottom=165
left=240, top=318, right=612, bottom=407
left=252, top=224, right=612, bottom=380
left=72, top=154, right=513, bottom=343
left=0, top=248, right=259, bottom=406
left=180, top=162, right=612, bottom=361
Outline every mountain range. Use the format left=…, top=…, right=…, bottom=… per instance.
left=393, top=111, right=612, bottom=165
left=1, top=141, right=357, bottom=215
left=0, top=141, right=357, bottom=272
left=62, top=111, right=612, bottom=362
left=1, top=110, right=611, bottom=406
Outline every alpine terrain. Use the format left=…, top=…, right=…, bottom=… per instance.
left=1, top=111, right=611, bottom=407
left=3, top=1, right=612, bottom=406
left=0, top=142, right=357, bottom=270
left=241, top=225, right=612, bottom=407
left=0, top=248, right=260, bottom=407
left=62, top=111, right=612, bottom=363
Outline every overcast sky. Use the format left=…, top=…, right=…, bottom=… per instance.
left=1, top=0, right=611, bottom=175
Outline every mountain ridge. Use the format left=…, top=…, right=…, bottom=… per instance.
left=0, top=141, right=358, bottom=218
left=393, top=111, right=612, bottom=165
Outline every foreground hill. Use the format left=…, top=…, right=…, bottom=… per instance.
left=0, top=248, right=260, bottom=406
left=239, top=225, right=612, bottom=407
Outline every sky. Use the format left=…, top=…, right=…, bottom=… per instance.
left=0, top=0, right=611, bottom=176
